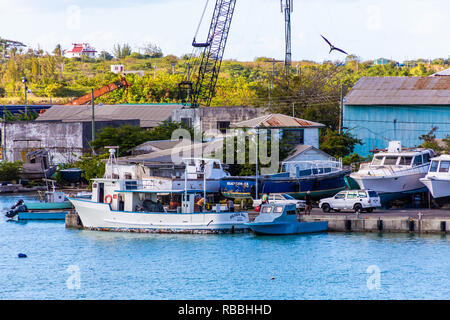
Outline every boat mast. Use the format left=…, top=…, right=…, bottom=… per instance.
left=203, top=161, right=206, bottom=205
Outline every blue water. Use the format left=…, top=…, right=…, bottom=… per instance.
left=1, top=194, right=450, bottom=300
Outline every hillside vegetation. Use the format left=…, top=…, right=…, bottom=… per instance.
left=0, top=41, right=448, bottom=133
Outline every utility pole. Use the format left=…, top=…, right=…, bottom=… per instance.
left=21, top=76, right=28, bottom=117
left=264, top=58, right=283, bottom=108
left=91, top=89, right=95, bottom=143
left=255, top=128, right=259, bottom=200
left=339, top=84, right=345, bottom=134
left=281, top=0, right=293, bottom=69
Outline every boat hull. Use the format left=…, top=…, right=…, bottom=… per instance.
left=220, top=171, right=348, bottom=200
left=246, top=221, right=328, bottom=235
left=59, top=168, right=83, bottom=183
left=350, top=171, right=426, bottom=194
left=69, top=198, right=249, bottom=234
left=420, top=177, right=450, bottom=198
left=25, top=201, right=73, bottom=210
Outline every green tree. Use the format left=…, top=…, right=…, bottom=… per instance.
left=113, top=43, right=132, bottom=59
left=418, top=126, right=449, bottom=154
left=91, top=121, right=193, bottom=156
left=76, top=153, right=109, bottom=186
left=319, top=129, right=362, bottom=159
left=53, top=44, right=62, bottom=56
left=142, top=43, right=163, bottom=58
left=99, top=51, right=113, bottom=60
left=0, top=161, right=23, bottom=181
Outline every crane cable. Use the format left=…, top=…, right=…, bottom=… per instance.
left=193, top=0, right=210, bottom=43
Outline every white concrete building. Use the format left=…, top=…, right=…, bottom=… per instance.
left=111, top=64, right=125, bottom=73
left=64, top=43, right=97, bottom=58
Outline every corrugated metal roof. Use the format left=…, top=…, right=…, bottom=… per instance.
left=344, top=77, right=450, bottom=105
left=36, top=104, right=183, bottom=128
left=118, top=140, right=223, bottom=165
left=431, top=68, right=450, bottom=76
left=283, top=145, right=332, bottom=162
left=131, top=139, right=182, bottom=152
left=230, top=114, right=325, bottom=128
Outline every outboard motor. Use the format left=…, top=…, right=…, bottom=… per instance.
left=5, top=199, right=27, bottom=218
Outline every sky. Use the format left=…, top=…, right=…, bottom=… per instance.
left=0, top=0, right=448, bottom=62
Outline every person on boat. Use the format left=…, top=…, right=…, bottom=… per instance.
left=196, top=196, right=205, bottom=212
left=261, top=194, right=269, bottom=204
left=305, top=191, right=312, bottom=215
left=227, top=199, right=234, bottom=212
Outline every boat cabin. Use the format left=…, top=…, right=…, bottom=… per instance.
left=182, top=158, right=229, bottom=180
left=254, top=203, right=298, bottom=223
left=282, top=160, right=343, bottom=177
left=427, top=155, right=450, bottom=175
left=91, top=178, right=215, bottom=213
left=370, top=149, right=434, bottom=167
left=105, top=158, right=229, bottom=180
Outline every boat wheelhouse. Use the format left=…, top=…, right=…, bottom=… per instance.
left=245, top=203, right=328, bottom=235
left=420, top=155, right=450, bottom=199
left=106, top=157, right=230, bottom=193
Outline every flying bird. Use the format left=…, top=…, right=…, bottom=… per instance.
left=320, top=35, right=348, bottom=55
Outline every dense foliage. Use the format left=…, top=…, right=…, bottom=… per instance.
left=1, top=39, right=448, bottom=160
left=0, top=161, right=23, bottom=181
left=419, top=127, right=450, bottom=155
left=319, top=129, right=362, bottom=159
left=91, top=121, right=194, bottom=157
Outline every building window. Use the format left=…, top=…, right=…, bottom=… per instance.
left=217, top=121, right=230, bottom=134
left=180, top=117, right=192, bottom=127
left=282, top=129, right=304, bottom=145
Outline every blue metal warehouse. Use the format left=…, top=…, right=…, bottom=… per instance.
left=343, top=76, right=450, bottom=156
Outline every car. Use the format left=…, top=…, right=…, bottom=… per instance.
left=319, top=190, right=381, bottom=213
left=253, top=193, right=306, bottom=211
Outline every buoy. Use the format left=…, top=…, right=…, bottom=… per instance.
left=18, top=253, right=27, bottom=258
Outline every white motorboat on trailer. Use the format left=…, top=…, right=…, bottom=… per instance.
left=350, top=141, right=435, bottom=203
left=420, top=155, right=450, bottom=198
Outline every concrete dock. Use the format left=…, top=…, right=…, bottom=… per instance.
left=301, top=208, right=450, bottom=234
left=65, top=211, right=83, bottom=229
left=248, top=208, right=450, bottom=234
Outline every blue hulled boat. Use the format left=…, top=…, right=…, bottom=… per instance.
left=246, top=203, right=328, bottom=235
left=59, top=168, right=83, bottom=183
left=220, top=160, right=349, bottom=200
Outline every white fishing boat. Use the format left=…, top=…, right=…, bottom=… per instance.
left=68, top=150, right=248, bottom=234
left=419, top=155, right=450, bottom=198
left=350, top=141, right=435, bottom=203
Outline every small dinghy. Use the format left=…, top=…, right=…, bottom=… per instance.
left=246, top=203, right=328, bottom=235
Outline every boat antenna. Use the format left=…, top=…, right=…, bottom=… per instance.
left=105, top=146, right=119, bottom=179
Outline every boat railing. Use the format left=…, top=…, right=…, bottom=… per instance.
left=282, top=159, right=343, bottom=177
left=358, top=163, right=429, bottom=177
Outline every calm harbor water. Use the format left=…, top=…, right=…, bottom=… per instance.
left=1, top=194, right=450, bottom=300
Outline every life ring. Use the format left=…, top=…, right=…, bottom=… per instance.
left=104, top=195, right=113, bottom=204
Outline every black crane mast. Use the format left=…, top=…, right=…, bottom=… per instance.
left=180, top=0, right=237, bottom=107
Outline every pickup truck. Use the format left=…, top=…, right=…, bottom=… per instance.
left=253, top=193, right=306, bottom=211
